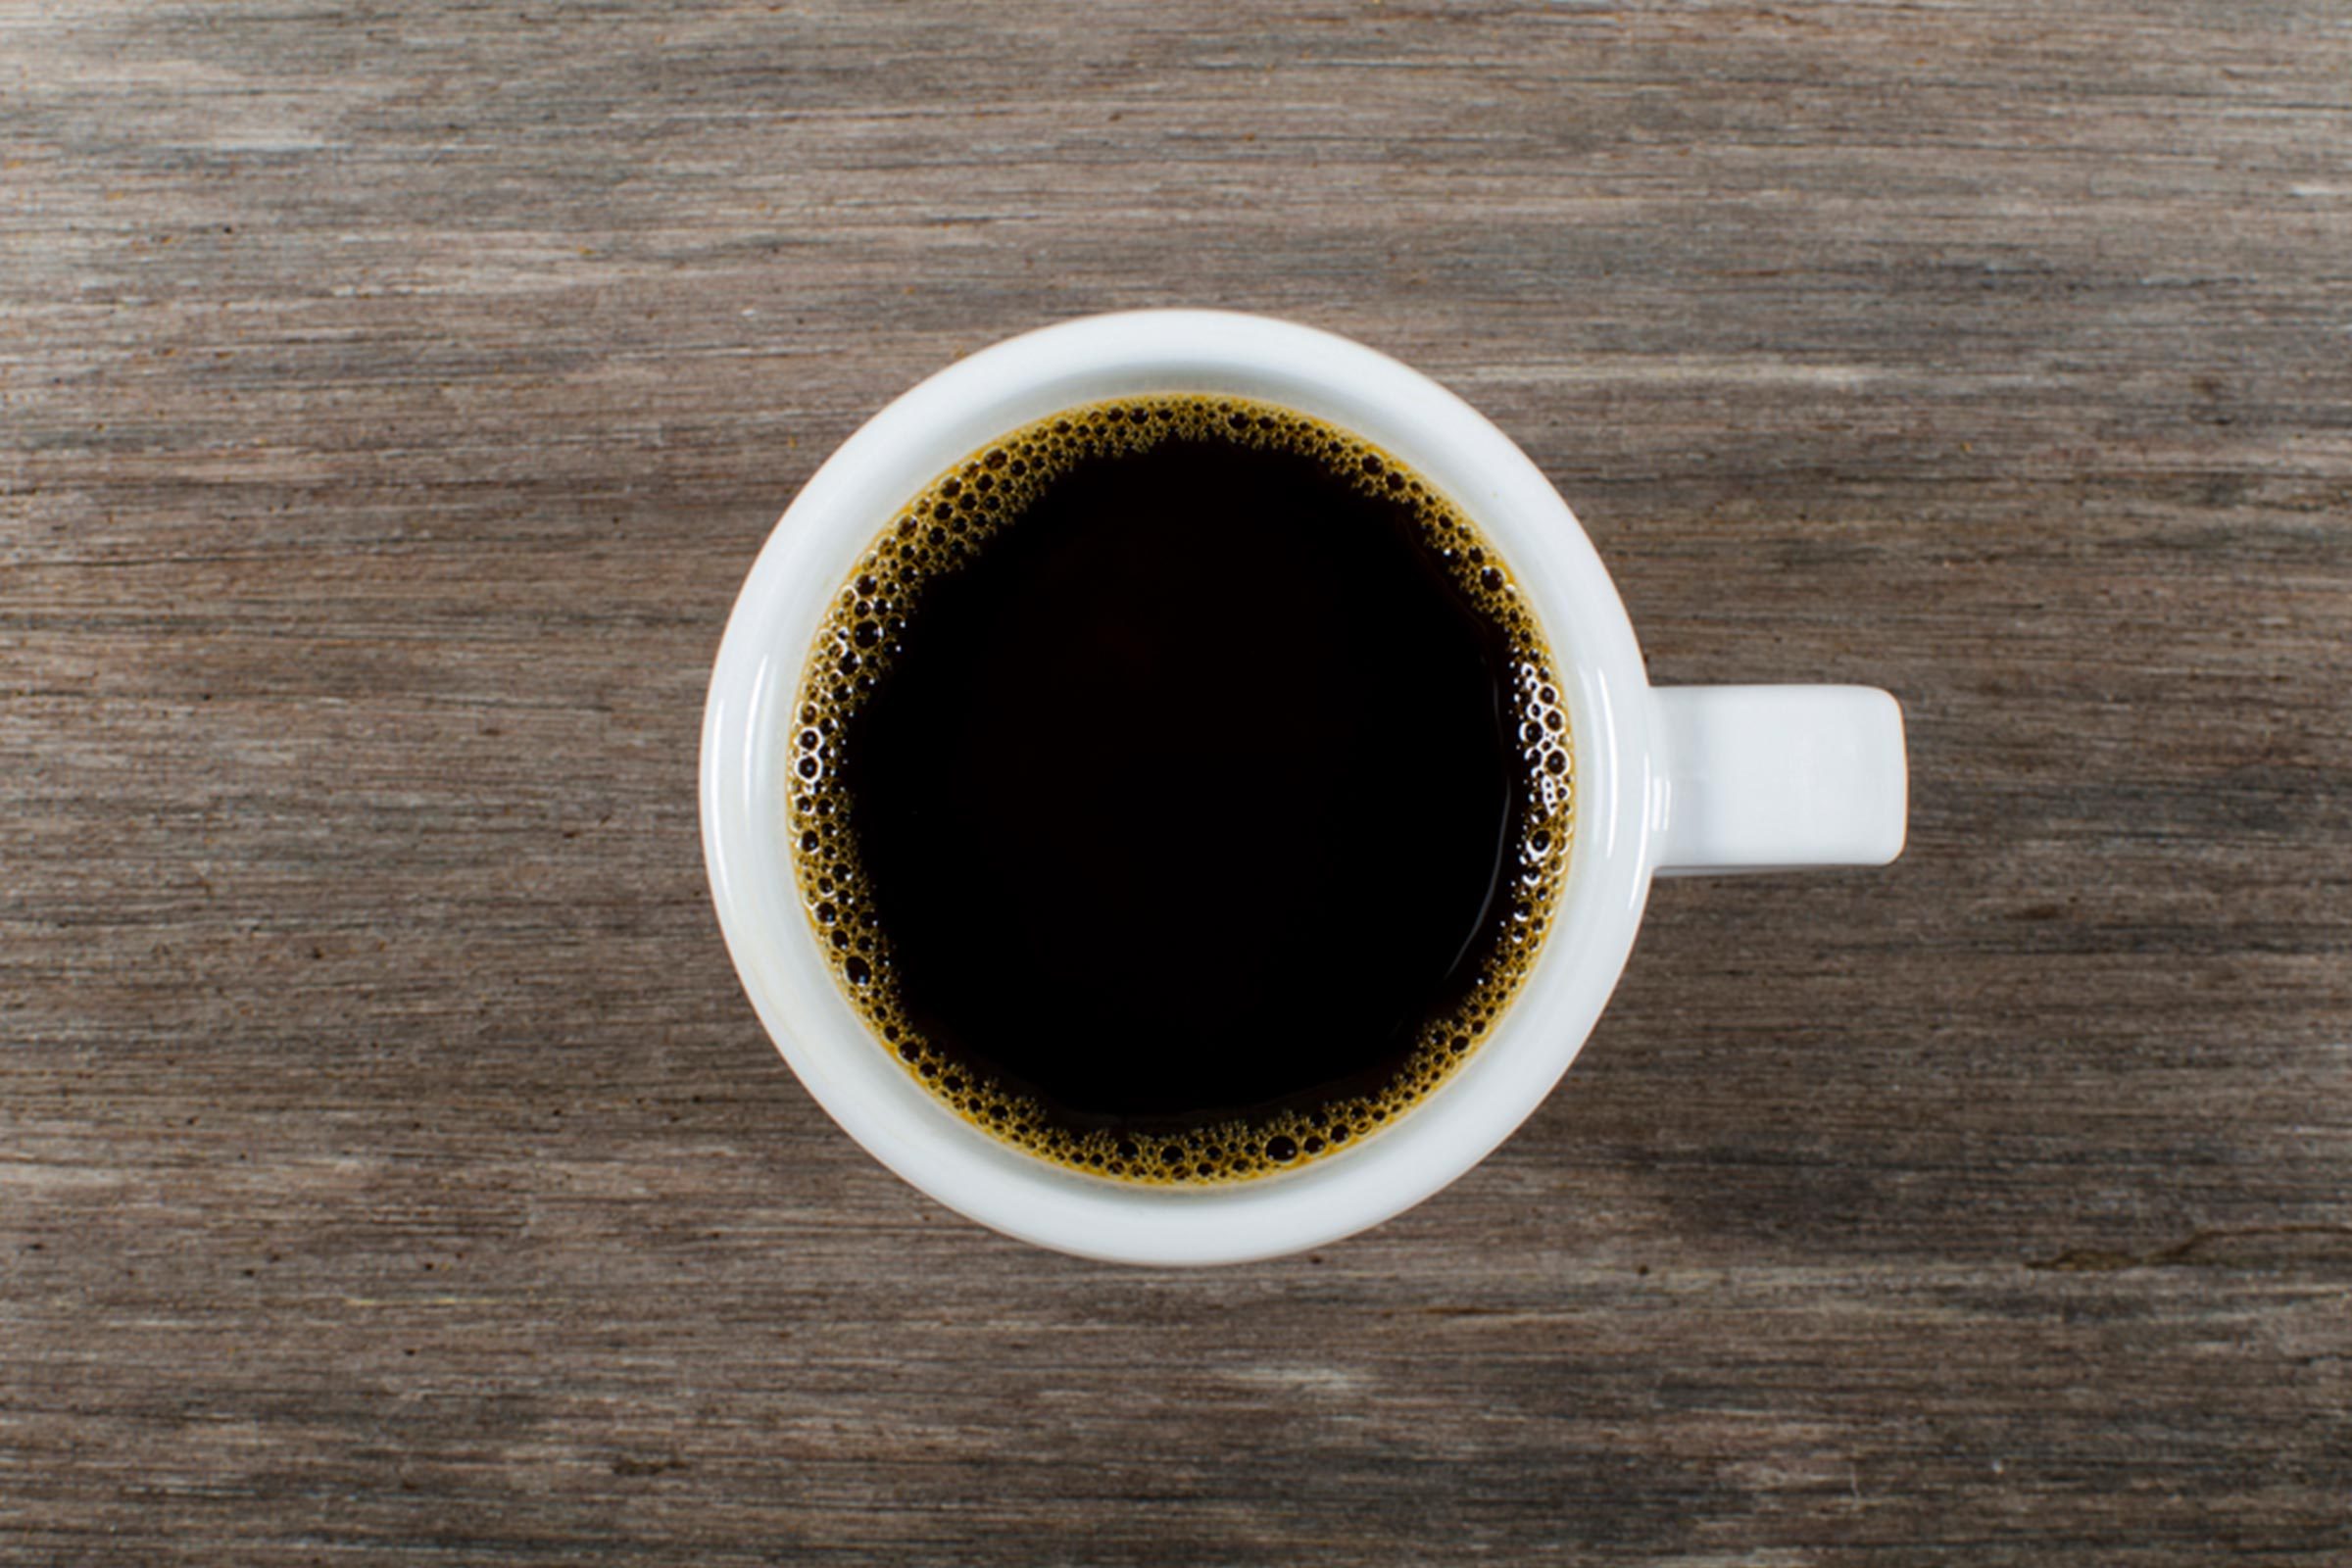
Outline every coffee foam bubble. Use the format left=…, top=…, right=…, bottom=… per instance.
left=788, top=395, right=1573, bottom=1184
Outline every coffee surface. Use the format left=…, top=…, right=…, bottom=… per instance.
left=789, top=397, right=1571, bottom=1182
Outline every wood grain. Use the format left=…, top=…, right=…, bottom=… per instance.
left=5, top=1, right=2349, bottom=1562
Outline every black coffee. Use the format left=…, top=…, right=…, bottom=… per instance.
left=789, top=396, right=1571, bottom=1182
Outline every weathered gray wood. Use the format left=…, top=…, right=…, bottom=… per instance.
left=4, top=1, right=2349, bottom=1562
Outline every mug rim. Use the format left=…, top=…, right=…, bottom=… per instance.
left=701, top=310, right=1659, bottom=1264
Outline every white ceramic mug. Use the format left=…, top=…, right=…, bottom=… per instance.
left=702, top=310, right=1906, bottom=1265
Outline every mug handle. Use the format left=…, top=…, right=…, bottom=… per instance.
left=1649, top=686, right=1908, bottom=876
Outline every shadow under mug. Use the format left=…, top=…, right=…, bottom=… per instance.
left=702, top=310, right=1906, bottom=1265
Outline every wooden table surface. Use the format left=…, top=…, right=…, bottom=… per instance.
left=6, top=2, right=2349, bottom=1562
